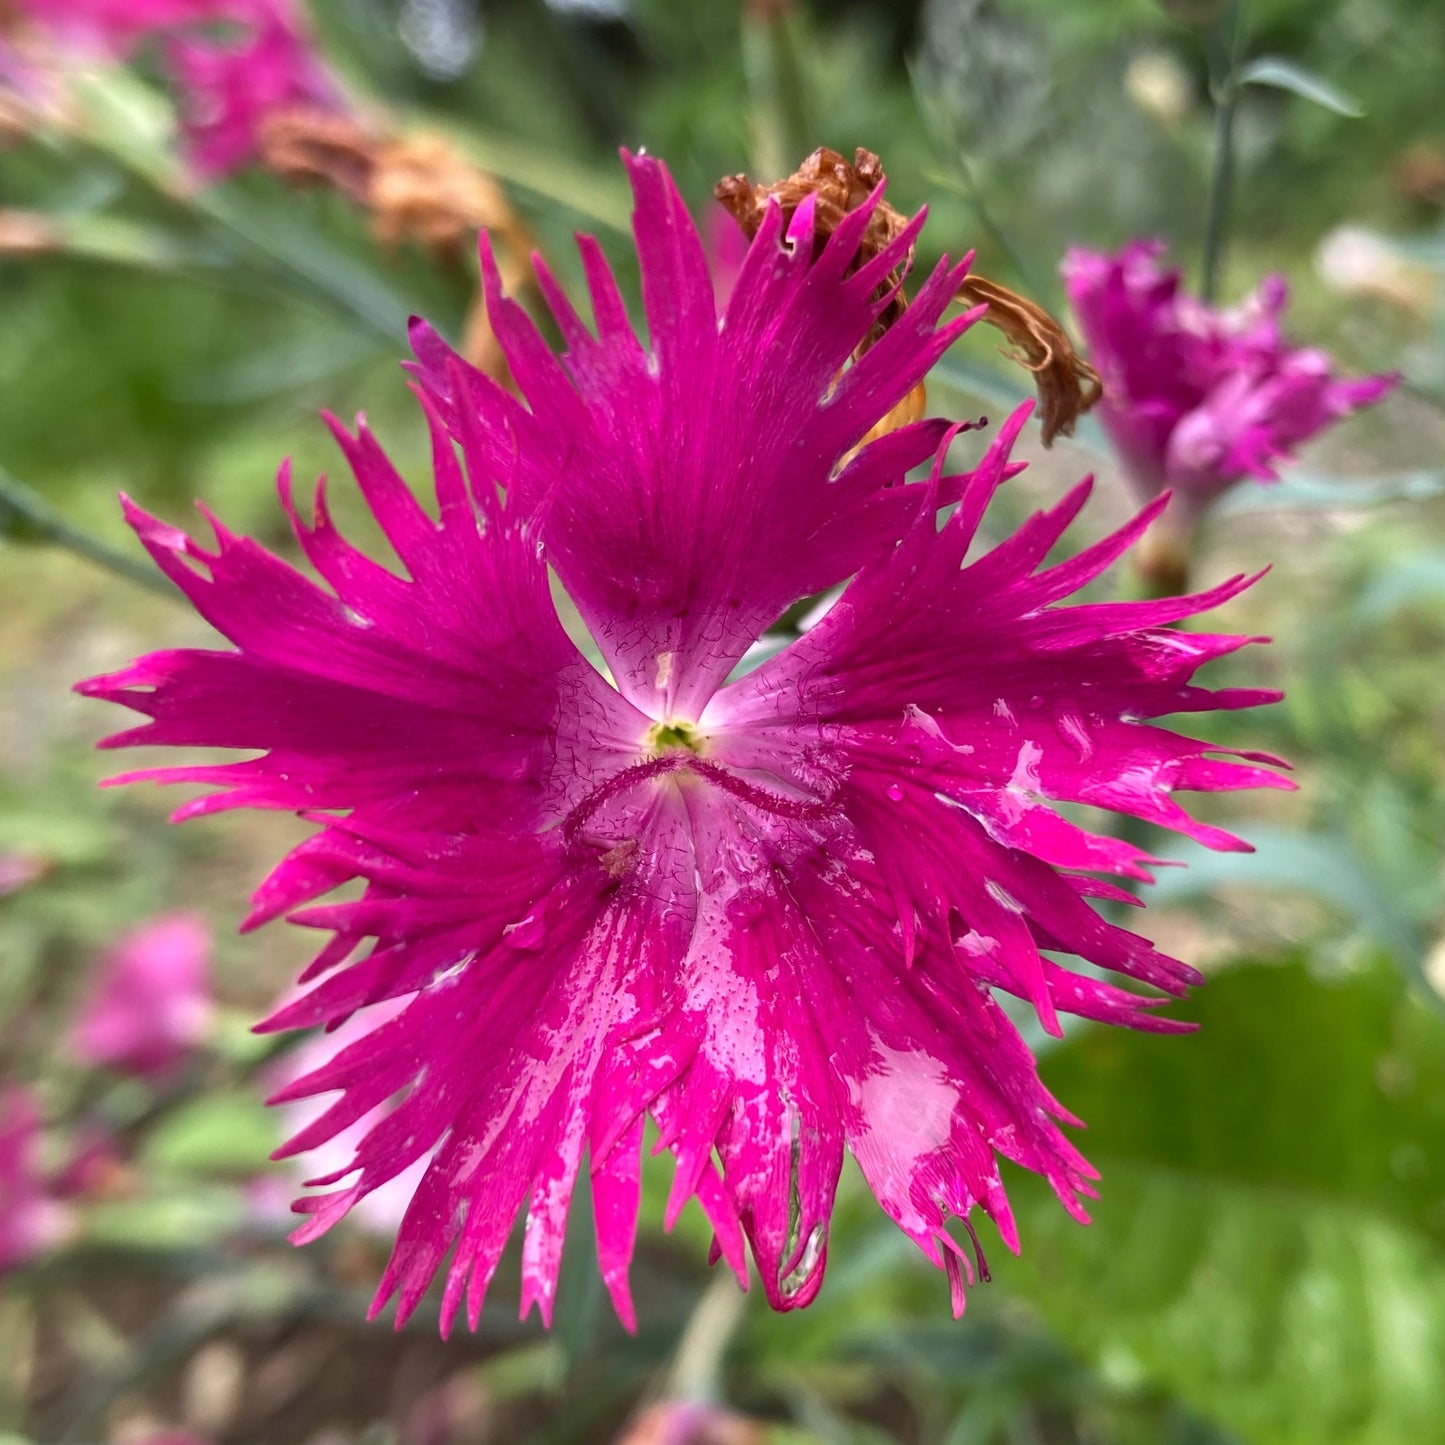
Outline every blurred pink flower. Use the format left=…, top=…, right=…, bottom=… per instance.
left=165, top=0, right=340, bottom=178
left=1063, top=240, right=1396, bottom=525
left=82, top=154, right=1288, bottom=1332
left=0, top=849, right=45, bottom=896
left=0, top=1087, right=65, bottom=1275
left=619, top=1402, right=764, bottom=1445
left=69, top=912, right=212, bottom=1077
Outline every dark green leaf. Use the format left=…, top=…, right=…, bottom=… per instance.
left=1003, top=960, right=1445, bottom=1445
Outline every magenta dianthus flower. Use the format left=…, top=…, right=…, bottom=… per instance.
left=165, top=0, right=337, bottom=177
left=1063, top=240, right=1395, bottom=525
left=80, top=154, right=1289, bottom=1331
left=69, top=912, right=212, bottom=1077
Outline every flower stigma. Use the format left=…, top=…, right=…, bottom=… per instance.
left=648, top=719, right=705, bottom=757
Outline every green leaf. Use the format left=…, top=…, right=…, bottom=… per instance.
left=1147, top=825, right=1434, bottom=1003
left=1150, top=825, right=1419, bottom=951
left=64, top=66, right=184, bottom=188
left=1217, top=469, right=1445, bottom=513
left=0, top=809, right=119, bottom=867
left=728, top=633, right=795, bottom=680
left=928, top=356, right=1113, bottom=456
left=1003, top=959, right=1445, bottom=1445
left=1238, top=57, right=1365, bottom=118
left=83, top=1186, right=252, bottom=1249
left=141, top=1093, right=278, bottom=1177
left=413, top=113, right=634, bottom=234
left=19, top=214, right=220, bottom=273
left=1353, top=550, right=1445, bottom=623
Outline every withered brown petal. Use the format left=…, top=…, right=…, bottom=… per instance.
left=955, top=275, right=1102, bottom=447
left=717, top=152, right=1100, bottom=444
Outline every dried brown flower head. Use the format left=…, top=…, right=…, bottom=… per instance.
left=256, top=109, right=534, bottom=383
left=258, top=111, right=530, bottom=256
left=1393, top=140, right=1445, bottom=211
left=717, top=146, right=911, bottom=337
left=257, top=108, right=377, bottom=206
left=715, top=146, right=1100, bottom=445
left=370, top=135, right=523, bottom=252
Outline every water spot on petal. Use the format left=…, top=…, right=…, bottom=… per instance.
left=985, top=880, right=1024, bottom=914
left=955, top=929, right=998, bottom=959
left=779, top=1222, right=827, bottom=1299
left=1057, top=710, right=1094, bottom=762
left=502, top=912, right=547, bottom=950
left=428, top=956, right=470, bottom=991
left=1008, top=740, right=1044, bottom=795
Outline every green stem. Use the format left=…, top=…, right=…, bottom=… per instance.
left=1200, top=0, right=1248, bottom=304
left=666, top=1271, right=749, bottom=1403
left=741, top=1, right=809, bottom=183
left=0, top=466, right=174, bottom=599
left=29, top=124, right=425, bottom=347
left=910, top=61, right=1047, bottom=302
left=944, top=153, right=1047, bottom=301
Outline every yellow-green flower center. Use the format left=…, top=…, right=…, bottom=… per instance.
left=648, top=719, right=704, bottom=756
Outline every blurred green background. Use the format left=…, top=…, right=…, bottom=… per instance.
left=2, top=0, right=1445, bottom=1441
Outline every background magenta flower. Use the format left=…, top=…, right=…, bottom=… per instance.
left=1062, top=240, right=1396, bottom=524
left=69, top=912, right=212, bottom=1077
left=619, top=1401, right=763, bottom=1445
left=165, top=0, right=340, bottom=178
left=80, top=154, right=1288, bottom=1333
left=4, top=1, right=339, bottom=179
left=0, top=1087, right=66, bottom=1276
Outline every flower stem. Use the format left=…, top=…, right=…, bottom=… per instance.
left=0, top=466, right=174, bottom=599
left=666, top=1270, right=749, bottom=1403
left=942, top=152, right=1047, bottom=303
left=741, top=0, right=809, bottom=183
left=1200, top=0, right=1247, bottom=304
left=1123, top=498, right=1198, bottom=599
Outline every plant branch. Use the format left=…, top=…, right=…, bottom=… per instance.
left=0, top=466, right=173, bottom=599
left=1200, top=0, right=1248, bottom=303
left=925, top=157, right=1046, bottom=303
left=741, top=1, right=809, bottom=184
left=666, top=1271, right=749, bottom=1403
